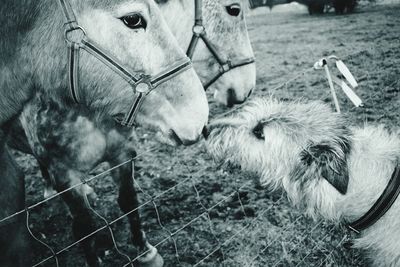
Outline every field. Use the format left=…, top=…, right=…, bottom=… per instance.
left=15, top=2, right=400, bottom=267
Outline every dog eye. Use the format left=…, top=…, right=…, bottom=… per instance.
left=121, top=14, right=147, bottom=30
left=253, top=123, right=265, bottom=140
left=226, top=4, right=241, bottom=17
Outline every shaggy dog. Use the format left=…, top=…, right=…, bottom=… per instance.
left=205, top=97, right=400, bottom=266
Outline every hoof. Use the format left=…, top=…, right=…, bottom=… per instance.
left=138, top=253, right=163, bottom=267
left=85, top=257, right=102, bottom=267
left=43, top=184, right=96, bottom=200
left=137, top=243, right=164, bottom=267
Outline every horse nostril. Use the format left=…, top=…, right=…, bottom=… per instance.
left=247, top=89, right=253, bottom=98
left=226, top=88, right=237, bottom=108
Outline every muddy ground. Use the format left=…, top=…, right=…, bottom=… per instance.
left=13, top=2, right=400, bottom=267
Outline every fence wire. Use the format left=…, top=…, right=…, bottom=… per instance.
left=1, top=44, right=398, bottom=266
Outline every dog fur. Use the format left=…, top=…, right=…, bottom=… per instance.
left=206, top=97, right=400, bottom=266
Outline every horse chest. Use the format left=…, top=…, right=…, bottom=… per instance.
left=64, top=116, right=108, bottom=170
left=35, top=114, right=107, bottom=171
left=73, top=119, right=107, bottom=166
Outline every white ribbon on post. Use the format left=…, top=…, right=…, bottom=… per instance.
left=332, top=77, right=363, bottom=107
left=336, top=60, right=358, bottom=88
left=314, top=55, right=363, bottom=112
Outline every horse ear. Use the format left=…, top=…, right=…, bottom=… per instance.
left=291, top=138, right=351, bottom=195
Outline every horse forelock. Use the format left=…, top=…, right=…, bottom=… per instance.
left=203, top=0, right=255, bottom=61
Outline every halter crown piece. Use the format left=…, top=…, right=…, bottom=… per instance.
left=186, top=0, right=255, bottom=90
left=58, top=0, right=192, bottom=127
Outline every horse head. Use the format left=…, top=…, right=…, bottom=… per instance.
left=3, top=0, right=209, bottom=146
left=156, top=0, right=256, bottom=107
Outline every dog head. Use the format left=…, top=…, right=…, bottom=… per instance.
left=206, top=97, right=352, bottom=199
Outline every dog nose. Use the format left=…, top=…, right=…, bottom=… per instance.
left=202, top=126, right=210, bottom=139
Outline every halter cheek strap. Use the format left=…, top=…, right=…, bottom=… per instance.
left=187, top=0, right=256, bottom=90
left=68, top=42, right=81, bottom=103
left=58, top=0, right=192, bottom=127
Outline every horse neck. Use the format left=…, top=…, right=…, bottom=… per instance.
left=0, top=0, right=61, bottom=125
left=0, top=0, right=39, bottom=54
left=35, top=91, right=116, bottom=133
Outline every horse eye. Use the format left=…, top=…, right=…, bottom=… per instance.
left=226, top=4, right=241, bottom=17
left=253, top=123, right=265, bottom=140
left=121, top=14, right=147, bottom=30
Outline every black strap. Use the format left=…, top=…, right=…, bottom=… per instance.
left=348, top=165, right=400, bottom=233
left=58, top=0, right=78, bottom=28
left=82, top=38, right=140, bottom=86
left=68, top=43, right=80, bottom=103
left=119, top=58, right=192, bottom=127
left=150, top=59, right=192, bottom=87
left=204, top=58, right=256, bottom=89
left=121, top=93, right=145, bottom=127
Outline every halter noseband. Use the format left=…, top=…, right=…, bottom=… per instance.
left=186, top=0, right=255, bottom=90
left=59, top=0, right=192, bottom=127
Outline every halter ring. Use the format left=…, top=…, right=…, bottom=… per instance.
left=134, top=75, right=153, bottom=94
left=135, top=82, right=151, bottom=94
left=64, top=25, right=87, bottom=45
left=192, top=25, right=205, bottom=35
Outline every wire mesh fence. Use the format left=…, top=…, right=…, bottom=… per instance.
left=2, top=4, right=400, bottom=267
left=5, top=143, right=363, bottom=267
left=6, top=54, right=399, bottom=266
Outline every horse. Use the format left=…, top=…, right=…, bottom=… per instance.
left=7, top=0, right=255, bottom=266
left=156, top=0, right=256, bottom=107
left=1, top=0, right=209, bottom=266
left=0, top=0, right=208, bottom=142
left=0, top=125, right=30, bottom=267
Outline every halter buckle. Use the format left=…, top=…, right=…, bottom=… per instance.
left=220, top=61, right=232, bottom=73
left=135, top=77, right=153, bottom=94
left=64, top=25, right=87, bottom=45
left=192, top=25, right=205, bottom=36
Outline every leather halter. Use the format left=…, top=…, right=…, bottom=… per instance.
left=186, top=0, right=255, bottom=90
left=58, top=0, right=193, bottom=127
left=348, top=165, right=400, bottom=234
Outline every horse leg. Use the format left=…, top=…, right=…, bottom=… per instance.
left=51, top=167, right=100, bottom=267
left=42, top=161, right=96, bottom=202
left=38, top=162, right=58, bottom=199
left=0, top=144, right=30, bottom=267
left=4, top=118, right=58, bottom=200
left=110, top=159, right=163, bottom=267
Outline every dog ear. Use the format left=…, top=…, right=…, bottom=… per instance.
left=291, top=138, right=351, bottom=195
